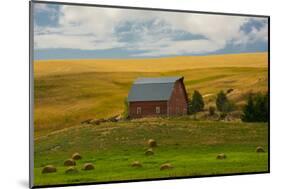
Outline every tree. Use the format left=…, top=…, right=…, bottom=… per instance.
left=216, top=91, right=227, bottom=112
left=241, top=92, right=268, bottom=122
left=216, top=91, right=234, bottom=113
left=190, top=90, right=204, bottom=113
left=187, top=96, right=192, bottom=114
left=241, top=93, right=255, bottom=122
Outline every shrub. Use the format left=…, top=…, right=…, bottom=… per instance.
left=219, top=112, right=227, bottom=120
left=209, top=106, right=216, bottom=116
left=190, top=90, right=204, bottom=114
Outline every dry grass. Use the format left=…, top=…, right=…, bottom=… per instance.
left=34, top=53, right=268, bottom=77
left=33, top=53, right=268, bottom=137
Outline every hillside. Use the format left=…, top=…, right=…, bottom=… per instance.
left=34, top=118, right=268, bottom=186
left=34, top=53, right=268, bottom=137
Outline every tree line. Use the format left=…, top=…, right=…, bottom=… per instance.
left=188, top=90, right=268, bottom=122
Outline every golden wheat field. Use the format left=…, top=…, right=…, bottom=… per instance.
left=34, top=53, right=267, bottom=76
left=34, top=52, right=268, bottom=137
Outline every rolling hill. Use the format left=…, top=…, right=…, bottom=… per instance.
left=34, top=52, right=268, bottom=137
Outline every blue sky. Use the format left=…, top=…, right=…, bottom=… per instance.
left=33, top=3, right=268, bottom=60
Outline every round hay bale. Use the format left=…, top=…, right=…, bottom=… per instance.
left=64, top=159, right=76, bottom=166
left=145, top=148, right=154, bottom=156
left=41, top=165, right=57, bottom=174
left=256, top=146, right=265, bottom=153
left=65, top=167, right=79, bottom=174
left=160, top=163, right=173, bottom=171
left=83, top=163, right=95, bottom=171
left=131, top=161, right=142, bottom=168
left=72, top=153, right=82, bottom=160
left=148, top=139, right=157, bottom=147
left=216, top=153, right=227, bottom=160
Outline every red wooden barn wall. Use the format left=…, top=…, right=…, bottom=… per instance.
left=129, top=101, right=167, bottom=118
left=167, top=79, right=188, bottom=115
left=129, top=79, right=188, bottom=118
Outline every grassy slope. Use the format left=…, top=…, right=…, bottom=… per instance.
left=34, top=53, right=268, bottom=137
left=34, top=118, right=268, bottom=186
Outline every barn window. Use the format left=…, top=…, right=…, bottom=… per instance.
left=156, top=106, right=160, bottom=114
left=137, top=107, right=141, bottom=114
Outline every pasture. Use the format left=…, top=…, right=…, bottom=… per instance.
left=34, top=118, right=268, bottom=186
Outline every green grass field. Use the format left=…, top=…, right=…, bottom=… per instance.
left=33, top=52, right=269, bottom=186
left=34, top=118, right=268, bottom=186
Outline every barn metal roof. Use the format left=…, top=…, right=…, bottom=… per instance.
left=127, top=76, right=183, bottom=102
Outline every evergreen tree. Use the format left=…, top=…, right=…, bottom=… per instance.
left=241, top=94, right=255, bottom=122
left=216, top=91, right=227, bottom=112
left=241, top=92, right=268, bottom=122
left=216, top=91, right=234, bottom=113
left=190, top=90, right=204, bottom=113
left=187, top=96, right=192, bottom=114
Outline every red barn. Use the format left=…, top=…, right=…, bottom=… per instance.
left=127, top=76, right=188, bottom=118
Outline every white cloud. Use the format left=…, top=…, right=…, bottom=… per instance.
left=34, top=3, right=57, bottom=13
left=233, top=23, right=268, bottom=45
left=34, top=5, right=268, bottom=56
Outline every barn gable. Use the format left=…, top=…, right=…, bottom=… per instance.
left=128, top=76, right=183, bottom=102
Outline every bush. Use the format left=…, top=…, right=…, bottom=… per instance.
left=241, top=92, right=268, bottom=122
left=219, top=112, right=227, bottom=120
left=190, top=90, right=204, bottom=114
left=209, top=106, right=216, bottom=116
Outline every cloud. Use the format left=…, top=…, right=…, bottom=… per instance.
left=34, top=3, right=57, bottom=13
left=34, top=4, right=268, bottom=57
